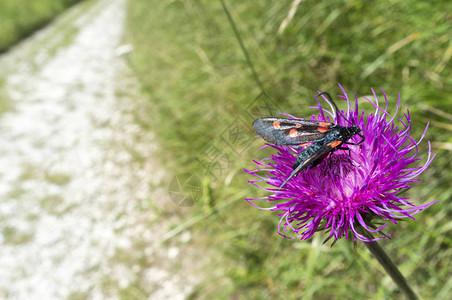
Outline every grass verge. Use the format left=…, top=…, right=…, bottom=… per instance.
left=0, top=0, right=84, bottom=54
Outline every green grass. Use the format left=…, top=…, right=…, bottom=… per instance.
left=124, top=0, right=451, bottom=299
left=0, top=0, right=84, bottom=53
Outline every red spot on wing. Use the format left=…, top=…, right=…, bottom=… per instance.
left=327, top=140, right=341, bottom=148
left=289, top=129, right=298, bottom=137
left=295, top=123, right=302, bottom=128
left=317, top=126, right=328, bottom=133
left=299, top=143, right=310, bottom=147
left=317, top=122, right=331, bottom=133
left=273, top=121, right=281, bottom=129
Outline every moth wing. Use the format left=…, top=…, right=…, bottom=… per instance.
left=293, top=140, right=342, bottom=171
left=253, top=117, right=332, bottom=145
left=280, top=139, right=342, bottom=188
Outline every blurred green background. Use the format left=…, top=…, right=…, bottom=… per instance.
left=2, top=0, right=451, bottom=299
left=0, top=0, right=82, bottom=53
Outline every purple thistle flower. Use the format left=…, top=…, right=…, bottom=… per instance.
left=245, top=84, right=437, bottom=242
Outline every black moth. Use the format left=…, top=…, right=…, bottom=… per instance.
left=253, top=92, right=365, bottom=188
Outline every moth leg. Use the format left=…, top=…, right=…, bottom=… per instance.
left=338, top=146, right=359, bottom=168
left=344, top=133, right=365, bottom=145
left=328, top=150, right=335, bottom=168
left=337, top=146, right=351, bottom=157
left=344, top=141, right=361, bottom=145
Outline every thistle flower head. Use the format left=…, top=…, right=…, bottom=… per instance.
left=245, top=85, right=436, bottom=242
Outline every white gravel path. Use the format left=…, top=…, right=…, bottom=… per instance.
left=0, top=0, right=199, bottom=299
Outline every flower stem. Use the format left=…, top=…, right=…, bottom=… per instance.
left=360, top=230, right=419, bottom=300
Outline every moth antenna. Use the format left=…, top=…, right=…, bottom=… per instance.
left=318, top=92, right=354, bottom=126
